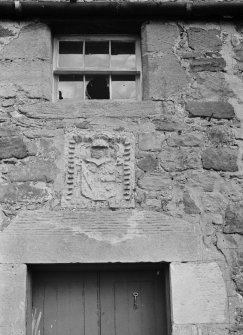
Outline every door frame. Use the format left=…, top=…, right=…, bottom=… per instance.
left=27, top=263, right=172, bottom=335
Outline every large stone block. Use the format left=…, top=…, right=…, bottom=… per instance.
left=0, top=210, right=201, bottom=263
left=0, top=23, right=51, bottom=60
left=160, top=147, right=201, bottom=172
left=7, top=158, right=58, bottom=183
left=186, top=101, right=235, bottom=119
left=142, top=22, right=188, bottom=99
left=0, top=59, right=52, bottom=100
left=19, top=100, right=162, bottom=119
left=0, top=182, right=50, bottom=204
left=171, top=262, right=228, bottom=324
left=0, top=264, right=27, bottom=335
left=0, top=136, right=28, bottom=159
left=187, top=28, right=222, bottom=52
left=202, top=148, right=238, bottom=172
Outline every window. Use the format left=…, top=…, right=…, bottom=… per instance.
left=53, top=36, right=141, bottom=100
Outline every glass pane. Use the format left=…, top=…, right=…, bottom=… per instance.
left=111, top=41, right=136, bottom=69
left=85, top=41, right=109, bottom=68
left=59, top=41, right=83, bottom=68
left=58, top=75, right=83, bottom=99
left=85, top=75, right=109, bottom=100
left=111, top=75, right=136, bottom=99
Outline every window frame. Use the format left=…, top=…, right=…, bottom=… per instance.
left=53, top=34, right=142, bottom=101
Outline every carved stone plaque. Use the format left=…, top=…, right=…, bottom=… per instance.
left=62, top=131, right=135, bottom=208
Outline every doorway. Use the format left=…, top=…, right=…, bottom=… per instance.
left=31, top=264, right=170, bottom=335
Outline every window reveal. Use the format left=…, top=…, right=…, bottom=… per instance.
left=53, top=36, right=141, bottom=100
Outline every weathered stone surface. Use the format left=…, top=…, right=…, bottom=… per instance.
left=206, top=126, right=234, bottom=145
left=194, top=72, right=233, bottom=100
left=0, top=264, right=26, bottom=335
left=0, top=182, right=50, bottom=203
left=234, top=43, right=243, bottom=62
left=0, top=59, right=52, bottom=100
left=7, top=158, right=58, bottom=183
left=153, top=118, right=186, bottom=132
left=190, top=58, right=226, bottom=72
left=173, top=324, right=230, bottom=335
left=187, top=28, right=222, bottom=52
left=160, top=147, right=201, bottom=172
left=137, top=155, right=158, bottom=172
left=167, top=132, right=203, bottom=147
left=0, top=136, right=28, bottom=159
left=171, top=262, right=228, bottom=324
left=183, top=190, right=200, bottom=214
left=0, top=25, right=15, bottom=37
left=19, top=100, right=162, bottom=119
left=142, top=22, right=188, bottom=99
left=0, top=83, right=16, bottom=98
left=138, top=132, right=164, bottom=151
left=0, top=210, right=201, bottom=263
left=0, top=23, right=51, bottom=60
left=186, top=101, right=235, bottom=119
left=202, top=148, right=238, bottom=172
left=224, top=203, right=243, bottom=234
left=138, top=173, right=173, bottom=191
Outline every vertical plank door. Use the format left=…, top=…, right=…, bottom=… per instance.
left=32, top=271, right=99, bottom=335
left=99, top=270, right=168, bottom=335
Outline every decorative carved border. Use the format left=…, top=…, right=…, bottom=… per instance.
left=62, top=131, right=135, bottom=209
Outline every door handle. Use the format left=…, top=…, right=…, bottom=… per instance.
left=132, top=292, right=139, bottom=309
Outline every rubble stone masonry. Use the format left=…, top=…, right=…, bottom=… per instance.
left=0, top=3, right=243, bottom=335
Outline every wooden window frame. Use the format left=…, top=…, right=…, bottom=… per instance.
left=53, top=35, right=142, bottom=101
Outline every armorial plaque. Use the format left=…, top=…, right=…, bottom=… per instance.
left=62, top=131, right=135, bottom=208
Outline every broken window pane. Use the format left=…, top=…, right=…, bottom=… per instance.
left=111, top=75, right=136, bottom=99
left=85, top=75, right=109, bottom=99
left=85, top=41, right=109, bottom=68
left=58, top=75, right=83, bottom=99
left=111, top=41, right=136, bottom=69
left=59, top=41, right=84, bottom=68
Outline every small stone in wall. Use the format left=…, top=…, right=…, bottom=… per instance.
left=167, top=132, right=203, bottom=147
left=153, top=118, right=185, bottom=132
left=206, top=126, right=234, bottom=145
left=202, top=148, right=238, bottom=172
left=186, top=101, right=235, bottom=119
left=224, top=203, right=243, bottom=234
left=160, top=147, right=201, bottom=172
left=138, top=172, right=173, bottom=191
left=138, top=132, right=164, bottom=151
left=190, top=58, right=226, bottom=72
left=137, top=155, right=158, bottom=172
left=183, top=190, right=200, bottom=214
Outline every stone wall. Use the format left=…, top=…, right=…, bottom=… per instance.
left=0, top=16, right=243, bottom=335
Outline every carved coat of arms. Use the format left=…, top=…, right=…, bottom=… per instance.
left=62, top=131, right=135, bottom=208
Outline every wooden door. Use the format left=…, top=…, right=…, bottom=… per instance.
left=32, top=269, right=167, bottom=335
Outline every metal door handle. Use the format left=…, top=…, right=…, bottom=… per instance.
left=132, top=292, right=138, bottom=309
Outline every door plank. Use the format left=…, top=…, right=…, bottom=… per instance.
left=100, top=271, right=167, bottom=335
